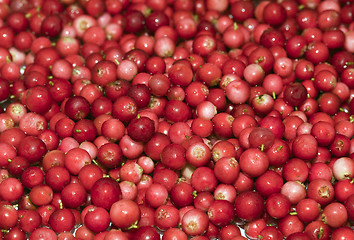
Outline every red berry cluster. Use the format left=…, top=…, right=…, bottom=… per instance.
left=0, top=0, right=353, bottom=240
